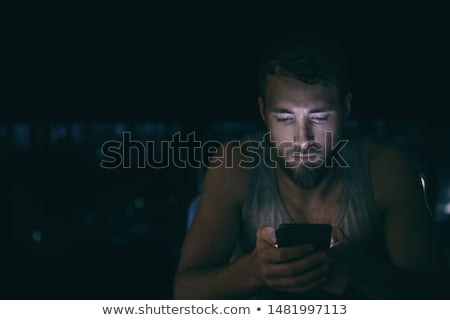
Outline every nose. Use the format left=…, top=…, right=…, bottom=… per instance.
left=293, top=118, right=314, bottom=149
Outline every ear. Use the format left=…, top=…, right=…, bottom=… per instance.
left=258, top=96, right=266, bottom=122
left=344, top=92, right=352, bottom=118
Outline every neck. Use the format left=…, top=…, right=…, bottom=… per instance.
left=276, top=165, right=342, bottom=204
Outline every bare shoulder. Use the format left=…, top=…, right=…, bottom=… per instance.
left=202, top=138, right=254, bottom=208
left=176, top=138, right=255, bottom=270
left=369, top=140, right=416, bottom=173
left=369, top=140, right=424, bottom=212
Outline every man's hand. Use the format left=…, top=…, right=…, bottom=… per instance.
left=249, top=226, right=331, bottom=294
left=320, top=227, right=362, bottom=295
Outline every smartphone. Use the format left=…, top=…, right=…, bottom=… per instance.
left=275, top=223, right=332, bottom=249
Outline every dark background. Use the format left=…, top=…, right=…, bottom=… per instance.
left=2, top=14, right=450, bottom=298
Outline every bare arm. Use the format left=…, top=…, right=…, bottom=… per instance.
left=173, top=144, right=262, bottom=299
left=320, top=143, right=449, bottom=298
left=361, top=143, right=449, bottom=298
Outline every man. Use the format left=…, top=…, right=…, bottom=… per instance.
left=173, top=32, right=448, bottom=299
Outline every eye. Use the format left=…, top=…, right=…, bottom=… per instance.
left=310, top=114, right=330, bottom=123
left=276, top=114, right=294, bottom=123
left=276, top=116, right=294, bottom=123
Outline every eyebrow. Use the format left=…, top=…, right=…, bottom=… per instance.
left=270, top=107, right=294, bottom=114
left=270, top=106, right=335, bottom=114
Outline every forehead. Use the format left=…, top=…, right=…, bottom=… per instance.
left=265, top=75, right=339, bottom=109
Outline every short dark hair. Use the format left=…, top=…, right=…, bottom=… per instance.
left=258, top=32, right=351, bottom=102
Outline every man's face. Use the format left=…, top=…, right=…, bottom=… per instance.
left=259, top=75, right=348, bottom=189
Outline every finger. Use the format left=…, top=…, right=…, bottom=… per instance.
left=256, top=226, right=277, bottom=245
left=262, top=251, right=330, bottom=278
left=332, top=226, right=349, bottom=245
left=260, top=243, right=317, bottom=264
left=267, top=263, right=330, bottom=289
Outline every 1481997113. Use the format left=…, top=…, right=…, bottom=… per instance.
left=268, top=304, right=347, bottom=315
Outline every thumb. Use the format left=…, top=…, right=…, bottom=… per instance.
left=331, top=226, right=349, bottom=245
left=257, top=226, right=277, bottom=244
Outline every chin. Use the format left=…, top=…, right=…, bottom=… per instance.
left=281, top=162, right=328, bottom=189
left=286, top=157, right=324, bottom=169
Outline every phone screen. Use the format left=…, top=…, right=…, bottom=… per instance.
left=275, top=223, right=332, bottom=249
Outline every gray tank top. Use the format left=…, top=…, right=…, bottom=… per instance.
left=231, top=132, right=385, bottom=298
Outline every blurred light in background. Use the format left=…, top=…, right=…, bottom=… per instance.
left=32, top=230, right=42, bottom=243
left=445, top=203, right=450, bottom=215
left=134, top=197, right=145, bottom=209
left=434, top=172, right=450, bottom=221
left=71, top=124, right=84, bottom=143
left=12, top=124, right=31, bottom=149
